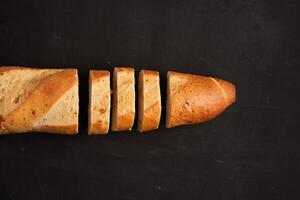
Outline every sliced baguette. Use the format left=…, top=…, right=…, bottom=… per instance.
left=138, top=70, right=161, bottom=132
left=166, top=71, right=236, bottom=128
left=88, top=70, right=111, bottom=134
left=111, top=67, right=135, bottom=131
left=0, top=66, right=79, bottom=134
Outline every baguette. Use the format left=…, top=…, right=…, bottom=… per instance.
left=0, top=66, right=79, bottom=134
left=166, top=71, right=236, bottom=128
left=138, top=70, right=161, bottom=132
left=111, top=67, right=135, bottom=131
left=88, top=70, right=111, bottom=134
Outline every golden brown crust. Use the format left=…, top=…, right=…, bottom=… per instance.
left=0, top=114, right=8, bottom=134
left=142, top=70, right=159, bottom=76
left=0, top=67, right=16, bottom=74
left=141, top=102, right=161, bottom=132
left=90, top=70, right=110, bottom=80
left=115, top=112, right=135, bottom=131
left=0, top=66, right=50, bottom=73
left=0, top=67, right=78, bottom=134
left=115, top=67, right=134, bottom=73
left=138, top=70, right=161, bottom=132
left=3, top=70, right=76, bottom=132
left=215, top=78, right=236, bottom=105
left=89, top=121, right=109, bottom=135
left=166, top=71, right=236, bottom=128
left=111, top=67, right=135, bottom=131
left=0, top=66, right=23, bottom=69
left=36, top=124, right=78, bottom=134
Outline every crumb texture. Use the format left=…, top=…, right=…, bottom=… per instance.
left=138, top=70, right=161, bottom=132
left=0, top=67, right=79, bottom=134
left=88, top=70, right=110, bottom=134
left=111, top=67, right=135, bottom=131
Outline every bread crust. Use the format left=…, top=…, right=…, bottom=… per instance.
left=0, top=67, right=79, bottom=134
left=36, top=125, right=78, bottom=134
left=138, top=70, right=161, bottom=132
left=111, top=67, right=135, bottom=131
left=166, top=71, right=236, bottom=128
left=88, top=70, right=111, bottom=135
left=0, top=66, right=21, bottom=74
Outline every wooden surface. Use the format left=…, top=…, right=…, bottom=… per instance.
left=0, top=0, right=298, bottom=199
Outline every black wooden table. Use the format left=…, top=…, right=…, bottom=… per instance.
left=0, top=0, right=298, bottom=199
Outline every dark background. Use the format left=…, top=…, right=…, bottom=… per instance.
left=0, top=0, right=299, bottom=199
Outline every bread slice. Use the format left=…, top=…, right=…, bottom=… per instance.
left=88, top=70, right=111, bottom=134
left=111, top=67, right=135, bottom=131
left=0, top=66, right=79, bottom=134
left=166, top=71, right=236, bottom=128
left=138, top=70, right=161, bottom=132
